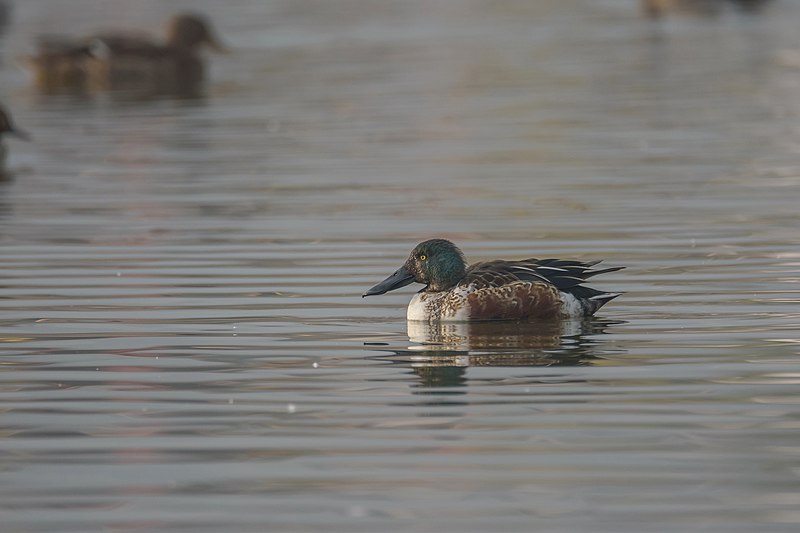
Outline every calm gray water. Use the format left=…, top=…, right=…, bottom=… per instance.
left=1, top=1, right=800, bottom=532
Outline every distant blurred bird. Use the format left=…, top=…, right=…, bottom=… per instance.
left=22, top=12, right=226, bottom=96
left=0, top=1, right=11, bottom=37
left=642, top=0, right=773, bottom=17
left=0, top=105, right=30, bottom=172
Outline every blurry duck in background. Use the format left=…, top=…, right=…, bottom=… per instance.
left=0, top=105, right=30, bottom=174
left=23, top=12, right=226, bottom=97
left=642, top=0, right=773, bottom=17
left=0, top=1, right=11, bottom=38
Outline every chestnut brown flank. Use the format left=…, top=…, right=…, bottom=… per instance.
left=466, top=282, right=562, bottom=320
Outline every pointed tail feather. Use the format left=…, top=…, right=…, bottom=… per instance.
left=584, top=265, right=625, bottom=279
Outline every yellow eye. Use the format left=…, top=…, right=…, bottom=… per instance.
left=419, top=254, right=427, bottom=261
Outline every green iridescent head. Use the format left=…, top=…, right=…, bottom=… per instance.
left=362, top=239, right=467, bottom=297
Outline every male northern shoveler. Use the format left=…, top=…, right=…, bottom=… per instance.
left=0, top=105, right=30, bottom=169
left=362, top=239, right=624, bottom=322
left=23, top=12, right=226, bottom=96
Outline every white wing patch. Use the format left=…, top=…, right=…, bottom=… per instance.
left=406, top=293, right=428, bottom=321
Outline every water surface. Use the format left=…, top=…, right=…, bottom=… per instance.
left=1, top=1, right=800, bottom=532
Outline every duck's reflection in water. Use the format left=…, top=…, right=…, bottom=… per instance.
left=373, top=318, right=624, bottom=389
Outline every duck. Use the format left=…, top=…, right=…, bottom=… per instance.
left=0, top=105, right=30, bottom=170
left=23, top=12, right=226, bottom=96
left=362, top=239, right=623, bottom=322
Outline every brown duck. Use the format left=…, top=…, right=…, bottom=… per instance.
left=24, top=13, right=226, bottom=96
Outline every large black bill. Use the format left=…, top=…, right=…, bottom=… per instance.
left=362, top=266, right=415, bottom=297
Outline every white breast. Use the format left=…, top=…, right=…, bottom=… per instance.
left=406, top=293, right=428, bottom=321
left=406, top=289, right=472, bottom=321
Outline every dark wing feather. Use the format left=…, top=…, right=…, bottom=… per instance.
left=461, top=260, right=545, bottom=289
left=461, top=258, right=624, bottom=292
left=36, top=35, right=93, bottom=57
left=36, top=33, right=167, bottom=58
left=89, top=34, right=169, bottom=57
